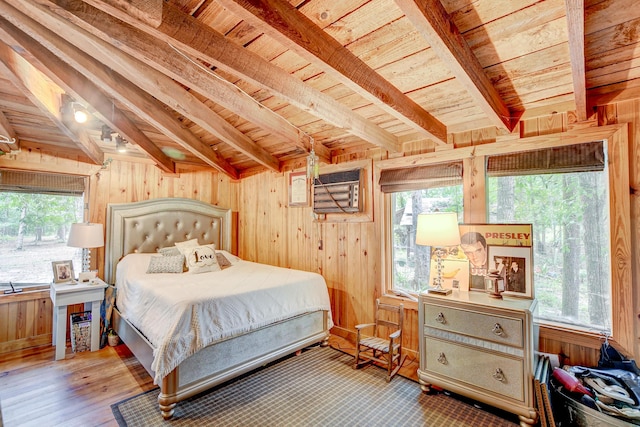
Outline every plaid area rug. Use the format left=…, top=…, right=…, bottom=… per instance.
left=112, top=346, right=518, bottom=426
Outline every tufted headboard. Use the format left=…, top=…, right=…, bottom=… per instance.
left=105, top=198, right=232, bottom=284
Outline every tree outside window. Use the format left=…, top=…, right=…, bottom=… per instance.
left=488, top=171, right=611, bottom=331
left=391, top=186, right=463, bottom=293
left=0, top=192, right=83, bottom=287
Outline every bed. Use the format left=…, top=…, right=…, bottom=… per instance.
left=105, top=198, right=332, bottom=419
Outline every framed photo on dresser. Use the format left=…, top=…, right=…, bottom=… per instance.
left=458, top=223, right=534, bottom=299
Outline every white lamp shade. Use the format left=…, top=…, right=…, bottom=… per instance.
left=415, top=212, right=460, bottom=247
left=67, top=223, right=104, bottom=248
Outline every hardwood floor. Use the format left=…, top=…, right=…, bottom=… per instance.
left=0, top=344, right=155, bottom=427
left=0, top=335, right=419, bottom=427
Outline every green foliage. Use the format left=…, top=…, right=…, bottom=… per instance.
left=391, top=186, right=463, bottom=294
left=488, top=171, right=610, bottom=331
left=0, top=192, right=82, bottom=240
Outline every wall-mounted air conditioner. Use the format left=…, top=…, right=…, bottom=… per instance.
left=313, top=168, right=363, bottom=214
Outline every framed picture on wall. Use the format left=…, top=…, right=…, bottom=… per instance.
left=458, top=223, right=534, bottom=299
left=288, top=171, right=309, bottom=207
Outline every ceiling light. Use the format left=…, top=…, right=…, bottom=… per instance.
left=72, top=103, right=89, bottom=124
left=101, top=125, right=113, bottom=143
left=115, top=135, right=127, bottom=153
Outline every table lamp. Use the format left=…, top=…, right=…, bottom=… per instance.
left=67, top=223, right=104, bottom=273
left=415, top=212, right=460, bottom=295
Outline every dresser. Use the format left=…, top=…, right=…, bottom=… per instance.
left=418, top=291, right=538, bottom=426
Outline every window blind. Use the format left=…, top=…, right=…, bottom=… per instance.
left=0, top=170, right=85, bottom=196
left=487, top=141, right=605, bottom=177
left=379, top=161, right=463, bottom=193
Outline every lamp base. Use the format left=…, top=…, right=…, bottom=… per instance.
left=81, top=248, right=91, bottom=273
left=487, top=290, right=503, bottom=299
left=428, top=287, right=452, bottom=295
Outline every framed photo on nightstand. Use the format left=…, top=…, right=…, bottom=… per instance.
left=52, top=260, right=74, bottom=283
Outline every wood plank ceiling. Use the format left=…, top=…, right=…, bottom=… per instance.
left=0, top=0, right=638, bottom=178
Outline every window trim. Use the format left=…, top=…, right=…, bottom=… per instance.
left=377, top=123, right=633, bottom=356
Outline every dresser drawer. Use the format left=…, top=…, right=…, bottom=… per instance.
left=423, top=303, right=523, bottom=348
left=425, top=338, right=524, bottom=402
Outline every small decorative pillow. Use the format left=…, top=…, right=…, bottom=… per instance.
left=216, top=250, right=241, bottom=265
left=158, top=246, right=181, bottom=257
left=178, top=244, right=220, bottom=274
left=175, top=238, right=199, bottom=249
left=216, top=253, right=232, bottom=269
left=146, top=255, right=185, bottom=274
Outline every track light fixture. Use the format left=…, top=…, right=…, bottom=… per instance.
left=115, top=135, right=127, bottom=153
left=72, top=102, right=89, bottom=124
left=101, top=125, right=113, bottom=143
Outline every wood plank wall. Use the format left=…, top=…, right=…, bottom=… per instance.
left=2, top=99, right=639, bottom=368
left=235, top=103, right=639, bottom=368
left=0, top=289, right=51, bottom=354
left=88, top=159, right=240, bottom=268
left=240, top=170, right=391, bottom=344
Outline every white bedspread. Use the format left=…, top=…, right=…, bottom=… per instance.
left=115, top=253, right=333, bottom=384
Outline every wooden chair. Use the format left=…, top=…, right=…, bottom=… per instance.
left=354, top=299, right=404, bottom=381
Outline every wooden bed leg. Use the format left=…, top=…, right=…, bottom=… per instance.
left=159, top=374, right=178, bottom=420
left=320, top=336, right=329, bottom=347
left=159, top=401, right=176, bottom=420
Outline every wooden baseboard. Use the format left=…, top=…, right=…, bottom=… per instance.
left=0, top=334, right=52, bottom=355
left=329, top=326, right=419, bottom=364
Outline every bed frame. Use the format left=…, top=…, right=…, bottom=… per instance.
left=105, top=198, right=330, bottom=419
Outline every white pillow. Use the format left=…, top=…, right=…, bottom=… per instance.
left=174, top=238, right=199, bottom=249
left=178, top=244, right=220, bottom=274
left=158, top=246, right=181, bottom=257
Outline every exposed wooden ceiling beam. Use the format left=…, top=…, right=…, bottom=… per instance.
left=0, top=16, right=176, bottom=173
left=100, top=0, right=162, bottom=27
left=218, top=0, right=448, bottom=145
left=565, top=0, right=588, bottom=121
left=66, top=24, right=281, bottom=172
left=75, top=0, right=403, bottom=153
left=34, top=1, right=329, bottom=166
left=0, top=43, right=104, bottom=164
left=3, top=0, right=239, bottom=179
left=0, top=109, right=19, bottom=153
left=13, top=0, right=280, bottom=173
left=395, top=0, right=516, bottom=131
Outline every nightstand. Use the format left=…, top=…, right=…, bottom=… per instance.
left=49, top=278, right=109, bottom=360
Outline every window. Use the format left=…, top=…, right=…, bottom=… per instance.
left=0, top=170, right=84, bottom=289
left=487, top=142, right=611, bottom=332
left=381, top=125, right=631, bottom=351
left=381, top=162, right=463, bottom=294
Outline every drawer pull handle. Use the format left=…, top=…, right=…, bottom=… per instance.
left=492, top=323, right=504, bottom=336
left=437, top=352, right=448, bottom=365
left=435, top=312, right=446, bottom=324
left=493, top=368, right=506, bottom=382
